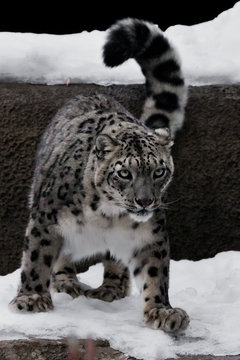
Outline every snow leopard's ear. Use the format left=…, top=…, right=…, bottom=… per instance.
left=95, top=134, right=119, bottom=159
left=154, top=128, right=174, bottom=149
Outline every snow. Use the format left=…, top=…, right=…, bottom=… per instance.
left=1, top=251, right=240, bottom=359
left=0, top=2, right=240, bottom=85
left=165, top=2, right=240, bottom=85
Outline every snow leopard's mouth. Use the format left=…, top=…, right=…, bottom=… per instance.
left=128, top=209, right=153, bottom=223
left=128, top=209, right=149, bottom=215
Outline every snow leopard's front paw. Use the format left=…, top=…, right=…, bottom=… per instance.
left=9, top=292, right=53, bottom=312
left=144, top=306, right=190, bottom=332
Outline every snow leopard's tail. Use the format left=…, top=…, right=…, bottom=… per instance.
left=103, top=18, right=187, bottom=137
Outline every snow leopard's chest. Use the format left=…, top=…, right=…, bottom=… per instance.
left=57, top=208, right=151, bottom=264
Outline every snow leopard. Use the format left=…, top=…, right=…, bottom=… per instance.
left=9, top=18, right=189, bottom=332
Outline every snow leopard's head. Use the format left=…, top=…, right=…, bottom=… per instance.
left=94, top=126, right=174, bottom=222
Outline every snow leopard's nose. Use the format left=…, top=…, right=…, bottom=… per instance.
left=135, top=198, right=154, bottom=208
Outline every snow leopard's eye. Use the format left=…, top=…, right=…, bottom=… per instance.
left=117, top=169, right=132, bottom=180
left=153, top=167, right=166, bottom=179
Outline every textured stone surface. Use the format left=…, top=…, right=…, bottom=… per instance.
left=168, top=86, right=240, bottom=260
left=0, top=83, right=240, bottom=275
left=0, top=339, right=135, bottom=360
left=0, top=339, right=239, bottom=360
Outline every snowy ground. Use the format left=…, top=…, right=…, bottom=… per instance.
left=0, top=2, right=240, bottom=85
left=0, top=251, right=240, bottom=359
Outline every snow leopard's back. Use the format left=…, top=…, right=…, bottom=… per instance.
left=29, top=93, right=139, bottom=208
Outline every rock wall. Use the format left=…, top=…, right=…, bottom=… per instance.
left=0, top=83, right=239, bottom=275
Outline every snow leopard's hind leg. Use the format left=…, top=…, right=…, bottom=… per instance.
left=52, top=254, right=130, bottom=302
left=51, top=255, right=85, bottom=298
left=85, top=256, right=130, bottom=302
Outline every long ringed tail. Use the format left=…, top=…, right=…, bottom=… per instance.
left=103, top=18, right=187, bottom=138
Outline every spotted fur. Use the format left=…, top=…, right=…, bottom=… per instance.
left=9, top=18, right=189, bottom=332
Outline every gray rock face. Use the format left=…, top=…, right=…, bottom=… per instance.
left=0, top=339, right=239, bottom=360
left=0, top=339, right=134, bottom=360
left=0, top=83, right=239, bottom=275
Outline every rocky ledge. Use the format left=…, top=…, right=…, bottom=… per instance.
left=0, top=339, right=239, bottom=360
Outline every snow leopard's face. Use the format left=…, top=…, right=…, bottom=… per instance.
left=94, top=128, right=174, bottom=222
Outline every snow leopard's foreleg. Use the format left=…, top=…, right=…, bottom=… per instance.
left=130, top=212, right=190, bottom=332
left=9, top=218, right=63, bottom=312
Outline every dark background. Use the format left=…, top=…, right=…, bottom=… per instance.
left=1, top=1, right=238, bottom=34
